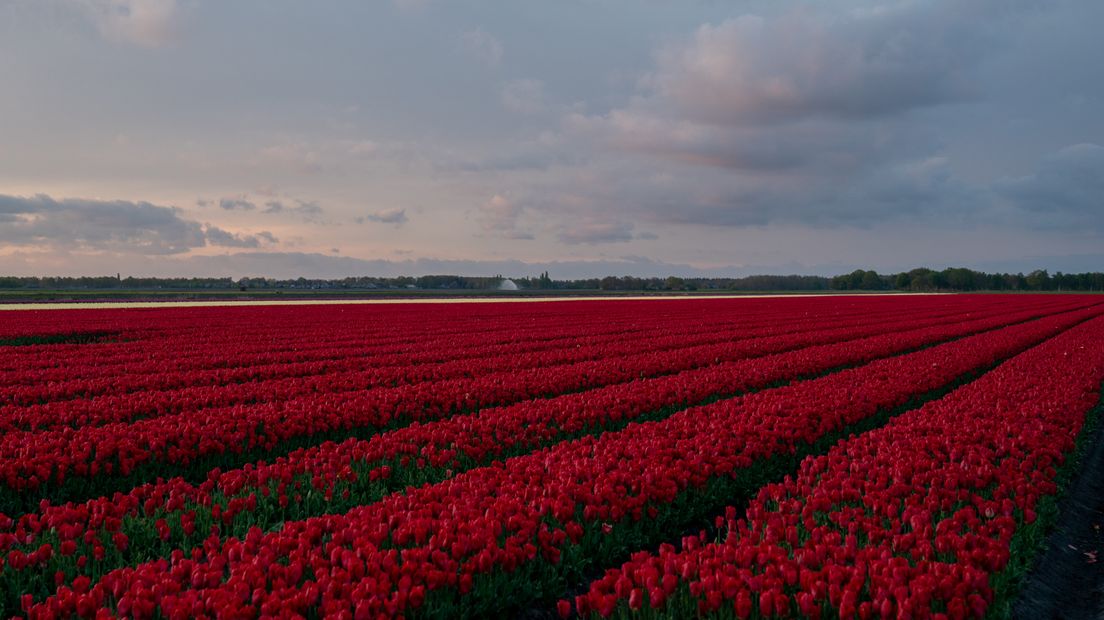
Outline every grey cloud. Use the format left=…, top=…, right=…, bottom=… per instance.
left=518, top=146, right=983, bottom=233
left=91, top=249, right=1104, bottom=282
left=550, top=0, right=1033, bottom=231
left=345, top=141, right=377, bottom=158
left=7, top=0, right=1098, bottom=276
left=254, top=144, right=323, bottom=174
left=444, top=147, right=580, bottom=173
left=0, top=193, right=275, bottom=254
left=629, top=186, right=791, bottom=229
left=557, top=219, right=635, bottom=245
left=131, top=252, right=771, bottom=279
left=572, top=112, right=908, bottom=174
left=356, top=208, right=408, bottom=226
left=263, top=199, right=326, bottom=222
left=565, top=0, right=1015, bottom=175
left=646, top=3, right=998, bottom=127
left=0, top=193, right=206, bottom=254
left=204, top=226, right=279, bottom=249
left=996, top=144, right=1104, bottom=228
left=210, top=195, right=325, bottom=221
left=202, top=226, right=243, bottom=247
left=854, top=158, right=985, bottom=221
left=562, top=3, right=1023, bottom=161
left=391, top=0, right=430, bottom=11
left=219, top=197, right=257, bottom=211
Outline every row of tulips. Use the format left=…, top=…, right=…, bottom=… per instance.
left=0, top=302, right=791, bottom=405
left=21, top=305, right=1099, bottom=619
left=0, top=318, right=759, bottom=426
left=0, top=299, right=932, bottom=425
left=0, top=300, right=697, bottom=377
left=0, top=308, right=763, bottom=391
left=0, top=299, right=1061, bottom=606
left=0, top=298, right=785, bottom=344
left=1, top=297, right=1045, bottom=385
left=0, top=319, right=645, bottom=391
left=0, top=295, right=1046, bottom=436
left=0, top=309, right=149, bottom=343
left=0, top=297, right=905, bottom=374
left=2, top=299, right=1055, bottom=513
left=574, top=312, right=1104, bottom=619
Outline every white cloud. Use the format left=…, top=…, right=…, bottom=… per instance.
left=460, top=28, right=504, bottom=67
left=478, top=194, right=532, bottom=239
left=346, top=140, right=378, bottom=157
left=73, top=0, right=183, bottom=47
left=501, top=79, right=545, bottom=115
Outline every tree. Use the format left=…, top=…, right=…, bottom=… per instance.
left=859, top=270, right=883, bottom=290
left=943, top=268, right=976, bottom=291
left=908, top=268, right=936, bottom=291
left=1025, top=269, right=1051, bottom=291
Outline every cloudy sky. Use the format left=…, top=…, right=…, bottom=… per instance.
left=1, top=0, right=1101, bottom=278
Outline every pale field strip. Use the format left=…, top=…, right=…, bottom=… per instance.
left=0, top=292, right=940, bottom=311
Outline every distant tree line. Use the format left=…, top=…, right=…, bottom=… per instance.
left=575, top=275, right=831, bottom=292
left=0, top=275, right=505, bottom=291
left=0, top=276, right=237, bottom=289
left=0, top=268, right=1101, bottom=292
left=829, top=268, right=1104, bottom=292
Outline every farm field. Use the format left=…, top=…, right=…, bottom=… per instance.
left=1, top=295, right=1102, bottom=618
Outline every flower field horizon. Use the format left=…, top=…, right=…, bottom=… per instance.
left=1, top=294, right=1101, bottom=618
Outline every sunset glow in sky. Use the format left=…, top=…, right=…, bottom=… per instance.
left=1, top=0, right=1102, bottom=278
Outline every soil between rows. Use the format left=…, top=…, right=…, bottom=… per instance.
left=0, top=331, right=118, bottom=347
left=1012, top=387, right=1104, bottom=619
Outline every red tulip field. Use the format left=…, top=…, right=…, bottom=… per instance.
left=1, top=294, right=1102, bottom=618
